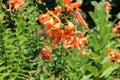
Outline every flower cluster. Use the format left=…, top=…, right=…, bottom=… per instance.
left=39, top=0, right=89, bottom=60
left=7, top=0, right=25, bottom=10
left=112, top=21, right=120, bottom=36
left=107, top=48, right=120, bottom=63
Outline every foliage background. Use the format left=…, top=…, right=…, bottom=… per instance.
left=0, top=0, right=120, bottom=80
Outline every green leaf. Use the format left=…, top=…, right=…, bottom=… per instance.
left=81, top=74, right=93, bottom=80
left=88, top=66, right=99, bottom=77
left=100, top=64, right=119, bottom=78
left=0, top=76, right=4, bottom=80
left=56, top=0, right=64, bottom=6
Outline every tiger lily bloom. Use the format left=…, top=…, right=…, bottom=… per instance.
left=107, top=48, right=120, bottom=62
left=54, top=6, right=62, bottom=16
left=38, top=4, right=89, bottom=56
left=61, top=21, right=77, bottom=43
left=38, top=14, right=51, bottom=25
left=38, top=12, right=61, bottom=29
left=61, top=27, right=76, bottom=45
left=38, top=14, right=55, bottom=29
left=112, top=21, right=120, bottom=35
left=63, top=35, right=88, bottom=49
left=63, top=31, right=88, bottom=49
left=8, top=0, right=25, bottom=10
left=104, top=2, right=112, bottom=10
left=46, top=6, right=62, bottom=16
left=104, top=1, right=112, bottom=15
left=62, top=0, right=82, bottom=13
left=63, top=36, right=81, bottom=49
left=47, top=26, right=62, bottom=49
left=62, top=0, right=72, bottom=5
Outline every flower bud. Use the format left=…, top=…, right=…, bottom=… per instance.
left=40, top=48, right=52, bottom=61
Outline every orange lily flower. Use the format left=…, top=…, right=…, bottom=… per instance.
left=47, top=27, right=62, bottom=49
left=75, top=9, right=89, bottom=30
left=62, top=26, right=76, bottom=39
left=104, top=1, right=112, bottom=15
left=38, top=14, right=55, bottom=29
left=61, top=21, right=88, bottom=50
left=38, top=8, right=63, bottom=49
left=61, top=27, right=76, bottom=45
left=63, top=36, right=81, bottom=49
left=62, top=0, right=72, bottom=5
left=54, top=6, right=62, bottom=16
left=107, top=48, right=120, bottom=62
left=45, top=6, right=62, bottom=16
left=63, top=32, right=88, bottom=49
left=61, top=21, right=76, bottom=43
left=79, top=38, right=88, bottom=44
left=8, top=0, right=25, bottom=10
left=66, top=2, right=82, bottom=13
left=104, top=2, right=112, bottom=11
left=38, top=4, right=88, bottom=55
left=112, top=21, right=120, bottom=35
left=62, top=0, right=82, bottom=13
left=38, top=14, right=51, bottom=25
left=40, top=47, right=52, bottom=61
left=38, top=12, right=61, bottom=29
left=78, top=32, right=88, bottom=44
